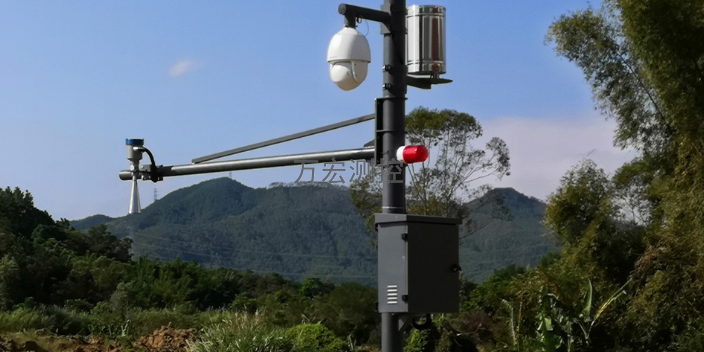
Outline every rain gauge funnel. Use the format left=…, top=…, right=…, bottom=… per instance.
left=406, top=5, right=446, bottom=77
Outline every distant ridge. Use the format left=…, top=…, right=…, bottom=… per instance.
left=72, top=214, right=113, bottom=232
left=72, top=178, right=558, bottom=284
left=460, top=187, right=558, bottom=282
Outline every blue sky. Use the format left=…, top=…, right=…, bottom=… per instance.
left=0, top=0, right=634, bottom=221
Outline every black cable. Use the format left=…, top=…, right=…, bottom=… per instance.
left=136, top=147, right=161, bottom=183
left=411, top=314, right=433, bottom=330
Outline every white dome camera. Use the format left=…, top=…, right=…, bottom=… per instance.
left=327, top=27, right=371, bottom=91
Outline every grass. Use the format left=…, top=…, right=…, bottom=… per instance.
left=189, top=311, right=291, bottom=352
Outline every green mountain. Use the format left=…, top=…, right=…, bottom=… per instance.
left=460, top=188, right=559, bottom=282
left=71, top=178, right=558, bottom=284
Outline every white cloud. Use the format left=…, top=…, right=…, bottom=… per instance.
left=168, top=59, right=199, bottom=78
left=478, top=115, right=638, bottom=201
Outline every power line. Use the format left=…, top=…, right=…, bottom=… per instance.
left=137, top=242, right=364, bottom=269
left=136, top=243, right=376, bottom=279
left=134, top=232, right=377, bottom=259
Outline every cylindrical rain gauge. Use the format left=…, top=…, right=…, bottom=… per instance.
left=406, top=5, right=446, bottom=77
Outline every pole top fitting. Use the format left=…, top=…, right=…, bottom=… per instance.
left=126, top=138, right=144, bottom=146
left=338, top=4, right=357, bottom=28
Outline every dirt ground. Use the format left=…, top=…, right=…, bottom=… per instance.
left=0, top=335, right=47, bottom=352
left=134, top=326, right=196, bottom=352
left=0, top=326, right=196, bottom=352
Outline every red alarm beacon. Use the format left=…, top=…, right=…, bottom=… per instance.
left=396, top=145, right=428, bottom=164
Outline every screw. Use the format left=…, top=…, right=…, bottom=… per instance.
left=383, top=65, right=392, bottom=72
left=383, top=83, right=393, bottom=89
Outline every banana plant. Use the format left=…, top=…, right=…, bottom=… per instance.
left=535, top=280, right=628, bottom=352
left=502, top=299, right=518, bottom=348
left=574, top=280, right=629, bottom=347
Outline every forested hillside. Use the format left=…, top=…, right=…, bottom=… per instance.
left=461, top=188, right=558, bottom=282
left=72, top=178, right=555, bottom=284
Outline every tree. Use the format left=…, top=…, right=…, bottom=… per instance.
left=300, top=277, right=334, bottom=299
left=350, top=107, right=511, bottom=242
left=546, top=2, right=672, bottom=227
left=313, top=282, right=378, bottom=344
left=547, top=0, right=704, bottom=349
left=0, top=187, right=55, bottom=239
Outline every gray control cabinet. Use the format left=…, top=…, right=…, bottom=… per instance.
left=376, top=213, right=461, bottom=314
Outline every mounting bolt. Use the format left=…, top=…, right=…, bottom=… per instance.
left=383, top=64, right=392, bottom=72
left=402, top=295, right=408, bottom=302
left=383, top=83, right=393, bottom=89
left=401, top=233, right=408, bottom=241
left=451, top=264, right=462, bottom=273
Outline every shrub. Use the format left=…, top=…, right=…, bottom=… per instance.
left=231, top=294, right=258, bottom=315
left=189, top=312, right=291, bottom=352
left=285, top=323, right=349, bottom=352
left=0, top=308, right=50, bottom=332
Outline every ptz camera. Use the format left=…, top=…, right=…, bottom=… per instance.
left=327, top=27, right=371, bottom=91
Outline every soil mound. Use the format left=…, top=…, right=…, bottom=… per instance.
left=135, top=326, right=195, bottom=352
left=0, top=336, right=46, bottom=352
left=65, top=336, right=121, bottom=352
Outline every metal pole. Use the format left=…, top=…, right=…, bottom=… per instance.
left=382, top=313, right=403, bottom=352
left=381, top=0, right=406, bottom=351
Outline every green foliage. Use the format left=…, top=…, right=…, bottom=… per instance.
left=256, top=288, right=309, bottom=327
left=313, top=283, right=379, bottom=344
left=546, top=1, right=704, bottom=349
left=231, top=294, right=258, bottom=314
left=533, top=281, right=626, bottom=352
left=0, top=186, right=54, bottom=239
left=463, top=265, right=525, bottom=315
left=544, top=160, right=613, bottom=246
left=546, top=3, right=671, bottom=159
left=285, top=323, right=349, bottom=352
left=73, top=176, right=554, bottom=288
left=189, top=312, right=291, bottom=352
left=0, top=308, right=51, bottom=333
left=300, top=278, right=334, bottom=299
left=405, top=324, right=441, bottom=352
left=544, top=160, right=644, bottom=285
left=460, top=188, right=558, bottom=283
left=405, top=107, right=510, bottom=222
left=74, top=179, right=378, bottom=286
left=350, top=107, right=511, bottom=239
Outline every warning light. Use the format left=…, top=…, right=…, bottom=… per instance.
left=396, top=145, right=428, bottom=164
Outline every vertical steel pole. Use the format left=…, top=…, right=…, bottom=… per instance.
left=381, top=0, right=406, bottom=351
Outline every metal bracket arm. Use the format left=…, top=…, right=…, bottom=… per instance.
left=338, top=4, right=391, bottom=28
left=192, top=113, right=375, bottom=164
left=406, top=76, right=453, bottom=90
left=119, top=147, right=375, bottom=181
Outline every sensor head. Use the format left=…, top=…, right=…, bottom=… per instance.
left=327, top=27, right=371, bottom=91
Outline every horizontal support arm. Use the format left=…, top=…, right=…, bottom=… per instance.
left=406, top=76, right=454, bottom=90
left=338, top=4, right=390, bottom=27
left=120, top=147, right=375, bottom=181
left=192, top=113, right=374, bottom=164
